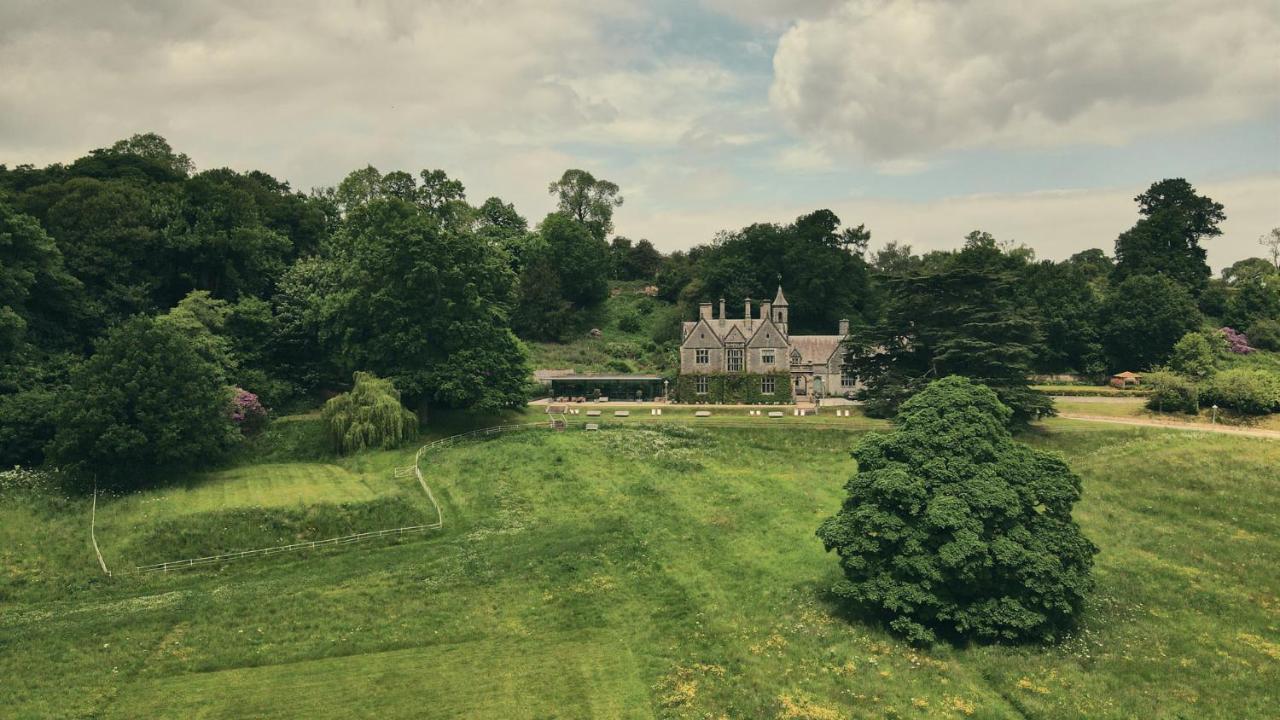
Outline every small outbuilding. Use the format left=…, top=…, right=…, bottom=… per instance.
left=1109, top=371, right=1142, bottom=389
left=548, top=374, right=665, bottom=401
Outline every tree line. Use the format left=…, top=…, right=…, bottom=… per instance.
left=2, top=133, right=1276, bottom=483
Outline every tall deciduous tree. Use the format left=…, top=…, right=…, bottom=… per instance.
left=0, top=200, right=83, bottom=357
left=692, top=210, right=873, bottom=334
left=538, top=212, right=610, bottom=308
left=817, top=377, right=1097, bottom=644
left=324, top=198, right=528, bottom=410
left=1260, top=227, right=1280, bottom=269
left=1100, top=274, right=1202, bottom=371
left=547, top=169, right=622, bottom=241
left=1114, top=179, right=1223, bottom=294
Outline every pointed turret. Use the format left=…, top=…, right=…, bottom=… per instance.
left=771, top=285, right=789, bottom=336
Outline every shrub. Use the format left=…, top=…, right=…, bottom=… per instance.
left=649, top=306, right=684, bottom=345
left=1219, top=327, right=1254, bottom=354
left=606, top=358, right=635, bottom=373
left=1168, top=332, right=1217, bottom=379
left=230, top=388, right=268, bottom=435
left=604, top=341, right=642, bottom=359
left=1143, top=370, right=1200, bottom=414
left=617, top=309, right=642, bottom=334
left=322, top=372, right=418, bottom=454
left=1246, top=319, right=1280, bottom=351
left=1201, top=369, right=1280, bottom=415
left=816, top=377, right=1097, bottom=644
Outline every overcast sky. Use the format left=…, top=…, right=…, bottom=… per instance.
left=2, top=0, right=1277, bottom=269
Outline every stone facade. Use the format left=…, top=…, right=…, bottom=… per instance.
left=679, top=286, right=854, bottom=402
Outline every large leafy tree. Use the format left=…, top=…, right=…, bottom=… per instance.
left=511, top=247, right=575, bottom=341
left=323, top=198, right=528, bottom=410
left=0, top=200, right=84, bottom=357
left=692, top=210, right=873, bottom=333
left=547, top=169, right=622, bottom=241
left=1020, top=260, right=1104, bottom=374
left=1224, top=272, right=1280, bottom=330
left=39, top=177, right=176, bottom=327
left=47, top=316, right=238, bottom=488
left=1114, top=179, right=1223, bottom=294
left=538, top=211, right=611, bottom=308
left=1099, top=274, right=1202, bottom=371
left=817, top=377, right=1097, bottom=644
left=847, top=243, right=1052, bottom=424
left=168, top=170, right=294, bottom=300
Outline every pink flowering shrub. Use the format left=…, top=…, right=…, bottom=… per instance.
left=230, top=388, right=268, bottom=434
left=1219, top=327, right=1254, bottom=354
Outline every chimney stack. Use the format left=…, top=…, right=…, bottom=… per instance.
left=761, top=301, right=772, bottom=322
left=699, top=302, right=712, bottom=320
left=838, top=319, right=850, bottom=336
left=745, top=298, right=753, bottom=331
left=719, top=298, right=726, bottom=327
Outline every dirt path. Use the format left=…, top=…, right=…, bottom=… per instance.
left=1055, top=413, right=1280, bottom=439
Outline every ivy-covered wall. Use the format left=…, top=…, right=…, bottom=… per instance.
left=674, top=371, right=793, bottom=404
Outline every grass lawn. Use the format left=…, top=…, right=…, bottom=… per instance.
left=2, top=417, right=1278, bottom=718
left=1056, top=396, right=1280, bottom=432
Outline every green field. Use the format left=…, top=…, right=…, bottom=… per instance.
left=1056, top=396, right=1280, bottom=432
left=2, top=417, right=1278, bottom=718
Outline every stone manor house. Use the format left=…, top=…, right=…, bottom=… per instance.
left=679, top=286, right=854, bottom=400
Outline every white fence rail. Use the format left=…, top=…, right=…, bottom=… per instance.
left=130, top=420, right=553, bottom=573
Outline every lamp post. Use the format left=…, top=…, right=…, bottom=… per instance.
left=663, top=379, right=669, bottom=403
left=1211, top=404, right=1218, bottom=424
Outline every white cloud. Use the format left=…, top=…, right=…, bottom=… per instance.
left=770, top=0, right=1280, bottom=159
left=0, top=1, right=731, bottom=189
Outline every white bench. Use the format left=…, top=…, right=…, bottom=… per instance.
left=694, top=410, right=712, bottom=417
left=584, top=423, right=599, bottom=431
left=768, top=411, right=784, bottom=418
left=586, top=410, right=601, bottom=417
left=613, top=410, right=630, bottom=417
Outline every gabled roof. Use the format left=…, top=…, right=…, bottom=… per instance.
left=680, top=318, right=760, bottom=347
left=722, top=325, right=747, bottom=343
left=747, top=317, right=789, bottom=348
left=789, top=335, right=843, bottom=365
left=772, top=285, right=788, bottom=306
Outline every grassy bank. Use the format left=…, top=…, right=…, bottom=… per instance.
left=2, top=418, right=1277, bottom=718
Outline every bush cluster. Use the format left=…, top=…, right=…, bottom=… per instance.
left=1143, top=370, right=1201, bottom=414
left=1201, top=369, right=1280, bottom=415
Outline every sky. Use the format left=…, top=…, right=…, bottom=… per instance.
left=1, top=0, right=1277, bottom=270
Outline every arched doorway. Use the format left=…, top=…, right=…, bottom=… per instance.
left=793, top=375, right=808, bottom=397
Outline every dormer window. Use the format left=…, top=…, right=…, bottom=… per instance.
left=790, top=349, right=802, bottom=364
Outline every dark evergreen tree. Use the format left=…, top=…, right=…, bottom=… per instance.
left=846, top=244, right=1052, bottom=425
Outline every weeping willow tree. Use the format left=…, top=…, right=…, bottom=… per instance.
left=322, top=372, right=419, bottom=454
